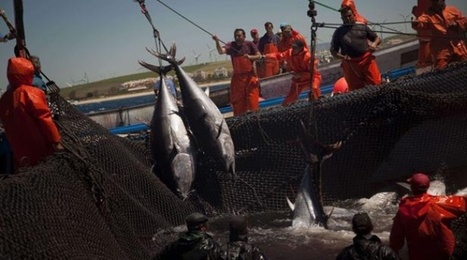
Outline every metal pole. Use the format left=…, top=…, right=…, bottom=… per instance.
left=13, top=0, right=26, bottom=57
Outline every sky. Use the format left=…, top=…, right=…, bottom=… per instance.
left=0, top=0, right=466, bottom=90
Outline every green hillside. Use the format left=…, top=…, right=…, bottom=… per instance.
left=61, top=60, right=232, bottom=100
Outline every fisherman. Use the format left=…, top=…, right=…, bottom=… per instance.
left=278, top=23, right=308, bottom=73
left=0, top=9, right=16, bottom=43
left=411, top=0, right=467, bottom=70
left=330, top=6, right=382, bottom=91
left=220, top=216, right=267, bottom=260
left=155, top=212, right=222, bottom=260
left=389, top=172, right=467, bottom=260
left=212, top=29, right=262, bottom=116
left=264, top=39, right=322, bottom=104
left=411, top=0, right=434, bottom=74
left=29, top=55, right=48, bottom=94
left=336, top=212, right=400, bottom=259
left=250, top=28, right=260, bottom=46
left=257, top=22, right=280, bottom=78
left=0, top=57, right=62, bottom=171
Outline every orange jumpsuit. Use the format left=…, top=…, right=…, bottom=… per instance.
left=226, top=41, right=260, bottom=116
left=266, top=48, right=322, bottom=105
left=412, top=0, right=433, bottom=68
left=341, top=52, right=382, bottom=91
left=413, top=5, right=467, bottom=70
left=278, top=30, right=308, bottom=72
left=257, top=34, right=280, bottom=78
left=341, top=0, right=368, bottom=24
left=0, top=57, right=61, bottom=170
left=389, top=193, right=467, bottom=260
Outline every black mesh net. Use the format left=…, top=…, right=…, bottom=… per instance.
left=1, top=62, right=467, bottom=258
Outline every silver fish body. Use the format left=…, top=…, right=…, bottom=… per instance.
left=287, top=121, right=342, bottom=229
left=150, top=71, right=197, bottom=199
left=143, top=46, right=235, bottom=175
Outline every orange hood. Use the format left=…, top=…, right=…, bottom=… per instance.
left=7, top=57, right=34, bottom=89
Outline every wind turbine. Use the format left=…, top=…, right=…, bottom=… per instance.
left=207, top=44, right=217, bottom=62
left=192, top=50, right=202, bottom=65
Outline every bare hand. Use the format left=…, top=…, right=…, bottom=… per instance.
left=212, top=35, right=219, bottom=41
left=0, top=9, right=6, bottom=18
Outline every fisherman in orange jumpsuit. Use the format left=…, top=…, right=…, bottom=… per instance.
left=389, top=173, right=467, bottom=260
left=330, top=6, right=382, bottom=91
left=412, top=0, right=467, bottom=70
left=412, top=0, right=434, bottom=74
left=278, top=24, right=308, bottom=73
left=212, top=29, right=262, bottom=116
left=340, top=0, right=368, bottom=24
left=0, top=57, right=62, bottom=170
left=257, top=22, right=280, bottom=78
left=265, top=39, right=322, bottom=104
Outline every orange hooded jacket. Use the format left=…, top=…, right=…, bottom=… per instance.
left=412, top=5, right=467, bottom=69
left=266, top=48, right=322, bottom=104
left=0, top=57, right=61, bottom=170
left=341, top=0, right=368, bottom=24
left=389, top=193, right=467, bottom=260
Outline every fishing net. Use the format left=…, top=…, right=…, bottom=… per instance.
left=1, top=61, right=467, bottom=258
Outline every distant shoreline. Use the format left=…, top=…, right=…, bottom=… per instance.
left=73, top=80, right=231, bottom=105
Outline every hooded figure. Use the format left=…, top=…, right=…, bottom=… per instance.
left=390, top=173, right=467, bottom=260
left=0, top=57, right=61, bottom=170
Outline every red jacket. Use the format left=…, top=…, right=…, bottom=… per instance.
left=0, top=57, right=61, bottom=169
left=389, top=193, right=467, bottom=260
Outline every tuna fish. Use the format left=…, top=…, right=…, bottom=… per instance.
left=141, top=44, right=236, bottom=176
left=139, top=47, right=197, bottom=199
left=287, top=121, right=342, bottom=229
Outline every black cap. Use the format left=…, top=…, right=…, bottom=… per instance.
left=186, top=212, right=208, bottom=229
left=229, top=216, right=248, bottom=233
left=352, top=212, right=373, bottom=235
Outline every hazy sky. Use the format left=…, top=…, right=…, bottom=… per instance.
left=0, top=0, right=466, bottom=89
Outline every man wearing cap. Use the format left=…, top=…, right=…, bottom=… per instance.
left=389, top=173, right=467, bottom=260
left=220, top=216, right=267, bottom=260
left=250, top=29, right=259, bottom=46
left=337, top=212, right=399, bottom=259
left=156, top=212, right=222, bottom=260
left=257, top=22, right=280, bottom=78
left=212, top=29, right=262, bottom=116
left=264, top=39, right=322, bottom=104
left=277, top=23, right=308, bottom=73
left=330, top=7, right=382, bottom=91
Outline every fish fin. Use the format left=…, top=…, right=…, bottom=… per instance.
left=326, top=206, right=335, bottom=220
left=146, top=47, right=186, bottom=65
left=138, top=60, right=173, bottom=75
left=286, top=196, right=295, bottom=211
left=396, top=182, right=411, bottom=192
left=202, top=86, right=210, bottom=97
left=177, top=57, right=186, bottom=66
left=169, top=42, right=177, bottom=58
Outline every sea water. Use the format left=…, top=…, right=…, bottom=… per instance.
left=74, top=93, right=155, bottom=114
